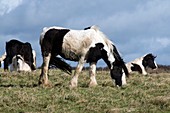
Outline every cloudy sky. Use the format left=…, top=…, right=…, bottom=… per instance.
left=0, top=0, right=170, bottom=67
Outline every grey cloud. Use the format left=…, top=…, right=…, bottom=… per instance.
left=0, top=0, right=170, bottom=67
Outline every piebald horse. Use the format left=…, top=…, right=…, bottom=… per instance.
left=126, top=53, right=157, bottom=75
left=39, top=25, right=129, bottom=87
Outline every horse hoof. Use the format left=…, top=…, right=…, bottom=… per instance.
left=43, top=83, right=52, bottom=88
left=69, top=81, right=78, bottom=89
left=70, top=79, right=77, bottom=88
left=4, top=69, right=9, bottom=72
left=38, top=80, right=52, bottom=88
left=89, top=82, right=97, bottom=87
left=69, top=85, right=77, bottom=89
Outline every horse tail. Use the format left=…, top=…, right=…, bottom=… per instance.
left=112, top=44, right=129, bottom=77
left=50, top=56, right=72, bottom=75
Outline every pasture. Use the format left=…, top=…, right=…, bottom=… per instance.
left=0, top=68, right=170, bottom=113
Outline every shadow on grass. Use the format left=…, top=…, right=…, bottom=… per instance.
left=0, top=84, right=38, bottom=88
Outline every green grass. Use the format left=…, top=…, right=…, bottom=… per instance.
left=0, top=69, right=170, bottom=113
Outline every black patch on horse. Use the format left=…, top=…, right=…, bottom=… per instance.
left=110, top=60, right=124, bottom=86
left=131, top=63, right=142, bottom=74
left=101, top=48, right=111, bottom=68
left=41, top=28, right=72, bottom=74
left=16, top=55, right=23, bottom=61
left=86, top=43, right=104, bottom=63
left=84, top=26, right=91, bottom=30
left=41, top=28, right=70, bottom=57
left=142, top=53, right=157, bottom=69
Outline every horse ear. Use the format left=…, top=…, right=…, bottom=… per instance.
left=131, top=63, right=136, bottom=66
left=154, top=55, right=157, bottom=59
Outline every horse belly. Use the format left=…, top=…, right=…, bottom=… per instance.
left=61, top=40, right=90, bottom=61
left=61, top=50, right=80, bottom=61
left=61, top=30, right=99, bottom=61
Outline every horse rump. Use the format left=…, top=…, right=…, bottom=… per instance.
left=49, top=56, right=72, bottom=75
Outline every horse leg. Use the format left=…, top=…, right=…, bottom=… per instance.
left=39, top=53, right=51, bottom=86
left=4, top=57, right=11, bottom=71
left=89, top=62, right=97, bottom=87
left=70, top=61, right=84, bottom=88
left=4, top=58, right=8, bottom=71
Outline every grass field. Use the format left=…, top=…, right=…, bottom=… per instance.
left=0, top=69, right=170, bottom=113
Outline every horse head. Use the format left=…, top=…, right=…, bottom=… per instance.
left=142, top=53, right=158, bottom=69
left=101, top=43, right=129, bottom=87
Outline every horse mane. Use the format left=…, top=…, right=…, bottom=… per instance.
left=89, top=25, right=114, bottom=52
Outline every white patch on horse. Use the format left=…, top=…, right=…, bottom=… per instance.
left=0, top=52, right=6, bottom=62
left=61, top=27, right=111, bottom=61
left=89, top=63, right=97, bottom=86
left=40, top=26, right=69, bottom=45
left=121, top=70, right=127, bottom=85
left=62, top=30, right=93, bottom=60
left=32, top=50, right=36, bottom=68
left=154, top=61, right=158, bottom=70
left=10, top=55, right=31, bottom=72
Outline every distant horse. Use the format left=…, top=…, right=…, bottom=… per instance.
left=9, top=50, right=36, bottom=72
left=3, top=39, right=36, bottom=71
left=0, top=42, right=36, bottom=72
left=39, top=25, right=129, bottom=87
left=126, top=53, right=158, bottom=75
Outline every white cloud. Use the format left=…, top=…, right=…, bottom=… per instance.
left=102, top=0, right=170, bottom=35
left=155, top=38, right=170, bottom=48
left=0, top=0, right=23, bottom=16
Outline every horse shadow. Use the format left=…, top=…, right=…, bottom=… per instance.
left=0, top=84, right=38, bottom=88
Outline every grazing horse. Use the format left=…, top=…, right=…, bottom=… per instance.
left=39, top=25, right=129, bottom=87
left=3, top=39, right=36, bottom=71
left=0, top=50, right=36, bottom=72
left=126, top=53, right=158, bottom=75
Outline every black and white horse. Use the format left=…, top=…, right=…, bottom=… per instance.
left=10, top=50, right=36, bottom=72
left=0, top=39, right=36, bottom=72
left=0, top=50, right=36, bottom=72
left=126, top=53, right=158, bottom=75
left=39, top=25, right=129, bottom=87
left=3, top=39, right=36, bottom=71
